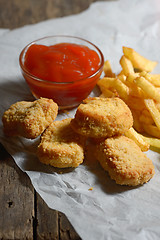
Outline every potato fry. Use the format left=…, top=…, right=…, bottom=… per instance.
left=141, top=109, right=152, bottom=117
left=97, top=77, right=129, bottom=100
left=155, top=102, right=160, bottom=111
left=148, top=74, right=160, bottom=87
left=124, top=80, right=146, bottom=98
left=143, top=124, right=160, bottom=139
left=98, top=87, right=115, bottom=98
left=144, top=99, right=160, bottom=130
left=140, top=71, right=160, bottom=87
left=139, top=114, right=154, bottom=125
left=139, top=109, right=154, bottom=125
left=125, top=127, right=150, bottom=151
left=156, top=87, right=160, bottom=94
left=126, top=73, right=139, bottom=83
left=141, top=135, right=160, bottom=149
left=120, top=55, right=134, bottom=75
left=110, top=78, right=129, bottom=100
left=126, top=96, right=145, bottom=111
left=103, top=60, right=115, bottom=77
left=131, top=109, right=144, bottom=133
left=134, top=77, right=160, bottom=102
left=117, top=74, right=126, bottom=83
left=97, top=77, right=115, bottom=89
left=123, top=46, right=158, bottom=72
left=98, top=46, right=160, bottom=146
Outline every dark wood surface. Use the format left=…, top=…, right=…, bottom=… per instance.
left=0, top=1, right=111, bottom=239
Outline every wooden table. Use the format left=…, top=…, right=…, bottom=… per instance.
left=0, top=1, right=111, bottom=239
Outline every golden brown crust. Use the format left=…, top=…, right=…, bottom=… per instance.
left=2, top=98, right=58, bottom=139
left=95, top=136, right=155, bottom=186
left=37, top=118, right=86, bottom=168
left=71, top=97, right=133, bottom=138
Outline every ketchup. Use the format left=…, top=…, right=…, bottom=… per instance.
left=22, top=42, right=103, bottom=108
left=24, top=43, right=101, bottom=83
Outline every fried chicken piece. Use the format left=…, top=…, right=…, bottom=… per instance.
left=95, top=136, right=155, bottom=186
left=71, top=97, right=133, bottom=138
left=2, top=98, right=58, bottom=139
left=37, top=118, right=86, bottom=168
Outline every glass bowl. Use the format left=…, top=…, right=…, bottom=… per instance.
left=19, top=35, right=104, bottom=109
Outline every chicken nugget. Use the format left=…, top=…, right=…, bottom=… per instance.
left=2, top=98, right=58, bottom=139
left=37, top=118, right=86, bottom=168
left=95, top=136, right=155, bottom=186
left=71, top=97, right=133, bottom=138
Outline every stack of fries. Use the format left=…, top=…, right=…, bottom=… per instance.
left=97, top=46, right=160, bottom=150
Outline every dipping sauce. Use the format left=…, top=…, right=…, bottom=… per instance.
left=20, top=36, right=104, bottom=109
left=24, top=43, right=101, bottom=83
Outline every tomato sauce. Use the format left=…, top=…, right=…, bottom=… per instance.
left=22, top=42, right=103, bottom=108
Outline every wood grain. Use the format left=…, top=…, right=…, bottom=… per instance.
left=0, top=144, right=34, bottom=239
left=59, top=213, right=81, bottom=240
left=36, top=193, right=59, bottom=240
left=0, top=0, right=110, bottom=29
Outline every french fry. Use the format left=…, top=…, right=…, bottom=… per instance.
left=126, top=73, right=139, bottom=83
left=143, top=124, right=160, bottom=139
left=148, top=74, right=160, bottom=87
left=139, top=109, right=154, bottom=125
left=97, top=77, right=115, bottom=89
left=131, top=109, right=144, bottom=133
left=117, top=74, right=126, bottom=83
left=134, top=77, right=160, bottom=102
left=98, top=87, right=115, bottom=98
left=98, top=77, right=129, bottom=100
left=124, top=80, right=146, bottom=98
left=126, top=96, right=145, bottom=111
left=141, top=135, right=160, bottom=149
left=120, top=55, right=134, bottom=75
left=141, top=109, right=152, bottom=117
left=98, top=46, right=160, bottom=148
left=155, top=102, right=160, bottom=111
left=139, top=114, right=154, bottom=125
left=110, top=78, right=129, bottom=100
left=140, top=71, right=160, bottom=87
left=103, top=60, right=115, bottom=77
left=156, top=87, right=160, bottom=94
left=144, top=99, right=160, bottom=130
left=125, top=127, right=150, bottom=152
left=123, top=46, right=158, bottom=72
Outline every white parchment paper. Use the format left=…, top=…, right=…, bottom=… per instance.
left=0, top=0, right=160, bottom=239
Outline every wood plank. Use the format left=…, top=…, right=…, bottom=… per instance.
left=59, top=212, right=82, bottom=240
left=35, top=186, right=82, bottom=240
left=0, top=143, right=34, bottom=239
left=0, top=0, right=108, bottom=29
left=36, top=192, right=59, bottom=240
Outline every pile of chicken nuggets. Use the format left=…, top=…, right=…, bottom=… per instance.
left=2, top=96, right=155, bottom=186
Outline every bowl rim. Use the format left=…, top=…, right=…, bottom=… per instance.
left=19, top=35, right=104, bottom=85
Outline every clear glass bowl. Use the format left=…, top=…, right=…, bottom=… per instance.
left=19, top=35, right=104, bottom=109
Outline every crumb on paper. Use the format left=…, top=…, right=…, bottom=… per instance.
left=88, top=187, right=93, bottom=191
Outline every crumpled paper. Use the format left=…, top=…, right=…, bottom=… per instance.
left=1, top=0, right=160, bottom=239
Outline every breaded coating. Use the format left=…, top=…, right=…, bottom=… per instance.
left=37, top=118, right=86, bottom=168
left=95, top=136, right=155, bottom=186
left=2, top=98, right=58, bottom=139
left=71, top=97, right=133, bottom=138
